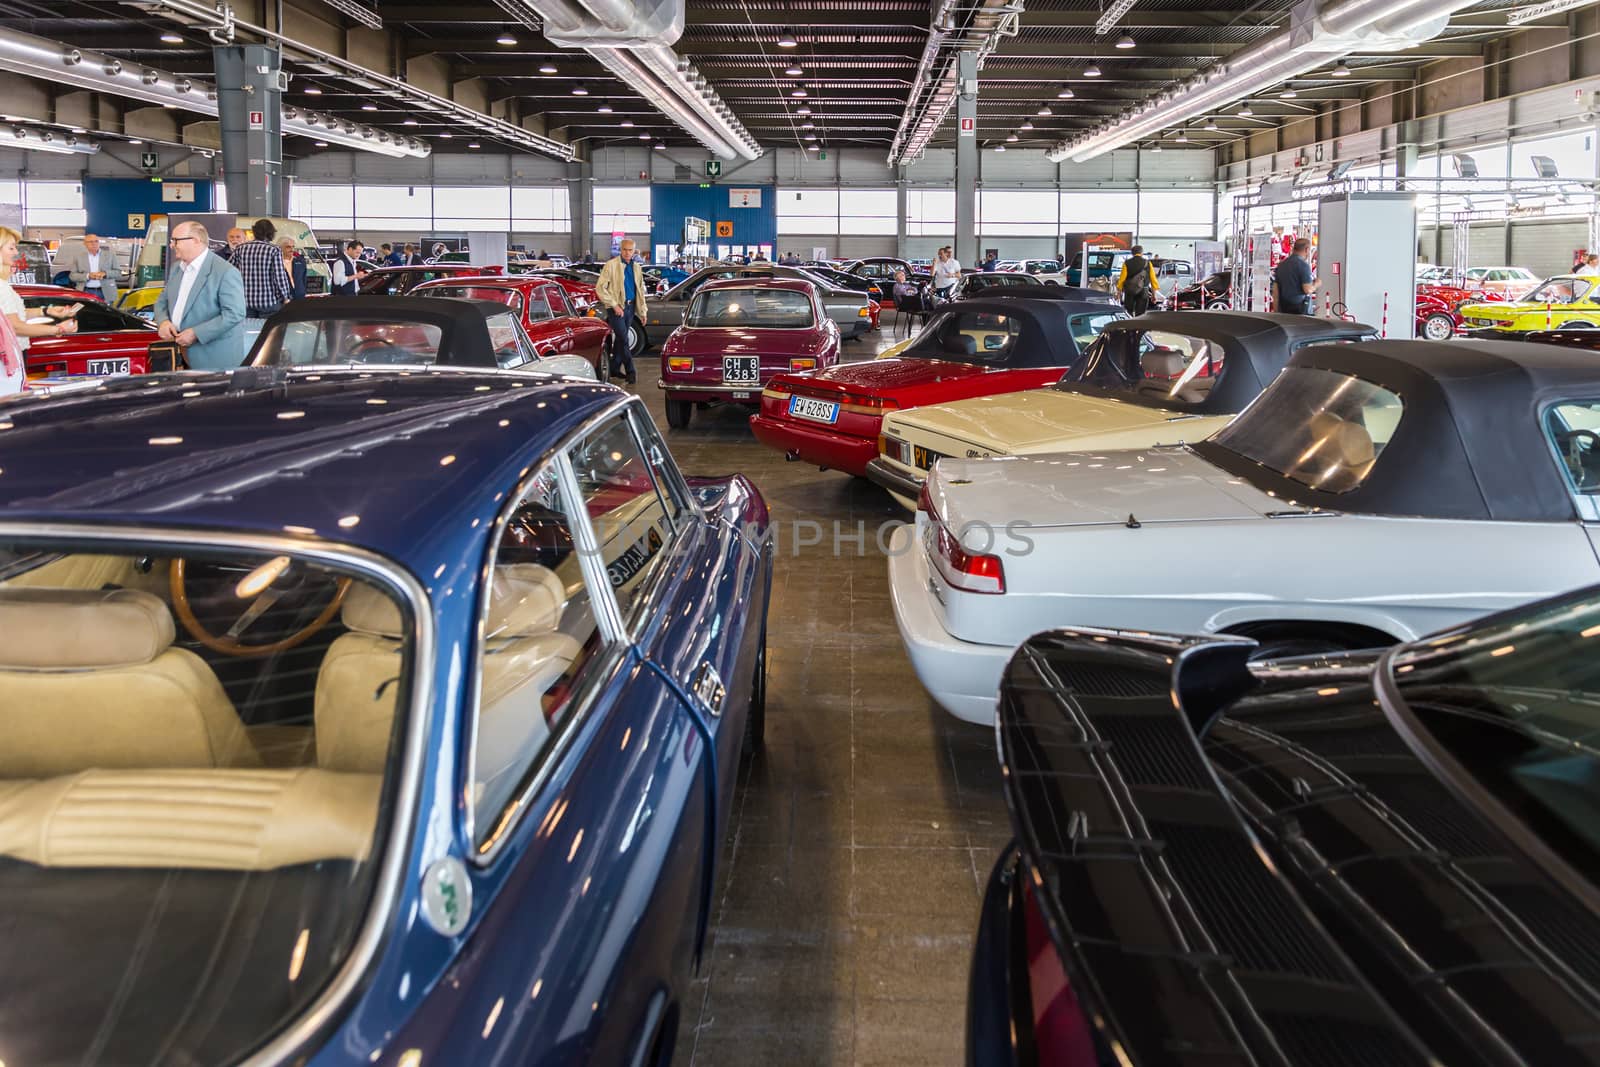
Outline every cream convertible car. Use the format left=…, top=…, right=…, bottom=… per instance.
left=890, top=338, right=1600, bottom=724
left=866, top=311, right=1376, bottom=510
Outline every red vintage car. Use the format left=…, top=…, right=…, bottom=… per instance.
left=659, top=278, right=840, bottom=429
left=519, top=268, right=601, bottom=312
left=18, top=284, right=159, bottom=379
left=357, top=264, right=504, bottom=296
left=411, top=276, right=612, bottom=373
left=1413, top=283, right=1506, bottom=339
left=750, top=296, right=1123, bottom=476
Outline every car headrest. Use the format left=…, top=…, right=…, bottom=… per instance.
left=1308, top=412, right=1375, bottom=467
left=943, top=333, right=977, bottom=356
left=0, top=587, right=174, bottom=669
left=487, top=564, right=567, bottom=637
left=1140, top=347, right=1189, bottom=379
left=341, top=582, right=404, bottom=639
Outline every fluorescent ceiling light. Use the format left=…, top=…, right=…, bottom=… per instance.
left=801, top=121, right=814, bottom=129
left=403, top=118, right=418, bottom=125
left=791, top=86, right=807, bottom=98
left=313, top=140, right=328, bottom=147
left=360, top=103, right=378, bottom=111
left=639, top=131, right=651, bottom=139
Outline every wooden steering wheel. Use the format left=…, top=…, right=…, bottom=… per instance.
left=169, top=557, right=351, bottom=657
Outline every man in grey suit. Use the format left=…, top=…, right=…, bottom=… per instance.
left=154, top=220, right=247, bottom=370
left=61, top=233, right=121, bottom=306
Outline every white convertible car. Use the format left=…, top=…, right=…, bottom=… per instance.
left=868, top=312, right=1376, bottom=509
left=890, top=338, right=1600, bottom=724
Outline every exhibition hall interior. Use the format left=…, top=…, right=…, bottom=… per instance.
left=8, top=0, right=1600, bottom=1063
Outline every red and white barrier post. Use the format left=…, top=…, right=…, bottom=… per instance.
left=1381, top=292, right=1388, bottom=337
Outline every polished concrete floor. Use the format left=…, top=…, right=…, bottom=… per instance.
left=645, top=328, right=1013, bottom=1066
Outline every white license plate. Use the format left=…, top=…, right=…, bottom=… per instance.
left=723, top=355, right=759, bottom=385
left=86, top=358, right=131, bottom=376
left=789, top=395, right=840, bottom=424
left=731, top=390, right=752, bottom=399
left=12, top=270, right=35, bottom=284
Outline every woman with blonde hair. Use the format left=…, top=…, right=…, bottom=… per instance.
left=0, top=225, right=79, bottom=395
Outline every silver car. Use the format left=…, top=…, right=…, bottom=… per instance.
left=638, top=263, right=872, bottom=355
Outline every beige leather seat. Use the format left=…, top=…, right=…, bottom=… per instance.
left=314, top=570, right=582, bottom=810
left=7, top=554, right=169, bottom=596
left=0, top=587, right=259, bottom=777
left=1301, top=412, right=1377, bottom=491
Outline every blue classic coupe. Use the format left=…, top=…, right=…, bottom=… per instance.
left=0, top=366, right=772, bottom=1065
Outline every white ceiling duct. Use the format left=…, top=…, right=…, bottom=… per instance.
left=0, top=125, right=100, bottom=155
left=1050, top=0, right=1474, bottom=163
left=890, top=0, right=1021, bottom=165
left=491, top=0, right=761, bottom=159
left=0, top=27, right=427, bottom=157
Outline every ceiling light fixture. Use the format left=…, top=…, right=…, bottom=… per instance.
left=0, top=125, right=98, bottom=155
left=1238, top=104, right=1253, bottom=116
left=598, top=101, right=613, bottom=113
left=653, top=141, right=666, bottom=150
left=806, top=143, right=818, bottom=151
left=791, top=86, right=808, bottom=98
left=304, top=86, right=322, bottom=95
left=621, top=118, right=634, bottom=127
left=403, top=118, right=418, bottom=125
left=995, top=143, right=1007, bottom=152
left=1083, top=63, right=1102, bottom=77
left=804, top=133, right=817, bottom=140
left=1115, top=32, right=1135, bottom=49
left=538, top=62, right=558, bottom=74
left=801, top=121, right=815, bottom=129
left=778, top=29, right=798, bottom=47
left=1152, top=140, right=1162, bottom=152
left=796, top=105, right=811, bottom=115
left=1204, top=117, right=1217, bottom=130
left=1037, top=105, right=1052, bottom=116
left=467, top=141, right=481, bottom=148
left=496, top=32, right=517, bottom=45
left=160, top=32, right=183, bottom=44
left=1021, top=120, right=1034, bottom=130
left=1175, top=128, right=1187, bottom=143
left=1058, top=85, right=1075, bottom=99
left=639, top=131, right=651, bottom=139
left=1006, top=133, right=1018, bottom=142
left=360, top=103, right=378, bottom=111
left=785, top=64, right=803, bottom=76
left=313, top=140, right=328, bottom=147
left=1279, top=87, right=1297, bottom=98
left=572, top=84, right=589, bottom=95
left=1331, top=62, right=1351, bottom=77
left=440, top=131, right=453, bottom=138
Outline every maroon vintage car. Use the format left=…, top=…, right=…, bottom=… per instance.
left=357, top=263, right=505, bottom=296
left=658, top=278, right=840, bottom=429
left=18, top=283, right=161, bottom=379
left=411, top=276, right=612, bottom=373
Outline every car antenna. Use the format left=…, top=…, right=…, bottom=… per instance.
left=1126, top=513, right=1141, bottom=528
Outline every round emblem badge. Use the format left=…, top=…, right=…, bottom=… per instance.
left=421, top=856, right=472, bottom=937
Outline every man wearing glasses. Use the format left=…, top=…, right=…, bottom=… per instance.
left=154, top=220, right=247, bottom=370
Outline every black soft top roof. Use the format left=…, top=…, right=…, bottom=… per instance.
left=905, top=296, right=1120, bottom=367
left=1195, top=338, right=1600, bottom=522
left=1070, top=310, right=1377, bottom=414
left=249, top=295, right=508, bottom=367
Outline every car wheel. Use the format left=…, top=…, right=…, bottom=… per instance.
left=665, top=397, right=692, bottom=429
left=628, top=317, right=647, bottom=359
left=1204, top=298, right=1231, bottom=310
left=1564, top=320, right=1597, bottom=330
left=743, top=629, right=766, bottom=757
left=1420, top=312, right=1455, bottom=340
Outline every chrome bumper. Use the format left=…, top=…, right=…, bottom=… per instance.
left=865, top=456, right=924, bottom=499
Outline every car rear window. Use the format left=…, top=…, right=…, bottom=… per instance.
left=1210, top=365, right=1403, bottom=493
left=0, top=540, right=412, bottom=1065
left=255, top=319, right=447, bottom=365
left=688, top=288, right=815, bottom=328
left=416, top=285, right=521, bottom=311
left=1064, top=328, right=1227, bottom=405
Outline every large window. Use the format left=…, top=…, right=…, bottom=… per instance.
left=23, top=182, right=86, bottom=228
left=840, top=189, right=896, bottom=234
left=1514, top=130, right=1594, bottom=181
left=513, top=187, right=570, bottom=231
left=354, top=184, right=432, bottom=230
left=1062, top=191, right=1137, bottom=231
left=435, top=185, right=511, bottom=229
left=1139, top=190, right=1215, bottom=237
left=594, top=186, right=650, bottom=238
left=778, top=189, right=839, bottom=235
left=906, top=188, right=954, bottom=237
left=289, top=184, right=355, bottom=231
left=979, top=189, right=1058, bottom=237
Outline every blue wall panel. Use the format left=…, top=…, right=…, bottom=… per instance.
left=84, top=178, right=216, bottom=237
left=650, top=183, right=775, bottom=256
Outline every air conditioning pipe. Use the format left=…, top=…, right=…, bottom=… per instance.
left=0, top=27, right=426, bottom=157
left=1050, top=0, right=1475, bottom=163
left=587, top=47, right=745, bottom=158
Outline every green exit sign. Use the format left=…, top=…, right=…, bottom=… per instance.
left=705, top=160, right=722, bottom=178
left=818, top=150, right=827, bottom=160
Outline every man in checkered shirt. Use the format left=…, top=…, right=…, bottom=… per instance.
left=234, top=218, right=294, bottom=348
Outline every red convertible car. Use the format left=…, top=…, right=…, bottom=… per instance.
left=750, top=297, right=1123, bottom=476
left=358, top=263, right=504, bottom=296
left=1414, top=283, right=1506, bottom=340
left=412, top=276, right=612, bottom=373
left=658, top=278, right=840, bottom=429
left=18, top=284, right=159, bottom=379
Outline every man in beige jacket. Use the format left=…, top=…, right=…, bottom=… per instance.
left=596, top=238, right=648, bottom=384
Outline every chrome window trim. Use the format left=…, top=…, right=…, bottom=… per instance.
left=0, top=520, right=433, bottom=1067
left=463, top=395, right=635, bottom=864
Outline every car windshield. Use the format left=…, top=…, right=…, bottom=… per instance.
left=0, top=540, right=410, bottom=1065
left=255, top=318, right=448, bottom=365
left=1390, top=591, right=1600, bottom=880
left=1068, top=311, right=1127, bottom=348
left=1524, top=279, right=1595, bottom=304
left=416, top=285, right=520, bottom=310
left=22, top=297, right=144, bottom=333
left=687, top=288, right=815, bottom=328
left=1210, top=365, right=1404, bottom=493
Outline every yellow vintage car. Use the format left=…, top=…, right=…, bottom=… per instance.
left=1459, top=275, right=1600, bottom=332
left=116, top=284, right=162, bottom=321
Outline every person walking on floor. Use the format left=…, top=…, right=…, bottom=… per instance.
left=154, top=220, right=246, bottom=370
left=1272, top=237, right=1319, bottom=315
left=61, top=232, right=122, bottom=307
left=931, top=246, right=960, bottom=302
left=234, top=219, right=293, bottom=342
left=1117, top=245, right=1159, bottom=316
left=596, top=237, right=647, bottom=385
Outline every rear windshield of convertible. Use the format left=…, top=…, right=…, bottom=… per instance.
left=256, top=318, right=447, bottom=365
left=688, top=288, right=815, bottom=328
left=0, top=542, right=411, bottom=1065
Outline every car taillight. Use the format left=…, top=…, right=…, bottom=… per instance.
left=921, top=485, right=1004, bottom=594
left=667, top=357, right=693, bottom=372
left=858, top=307, right=870, bottom=317
left=1022, top=880, right=1098, bottom=1066
left=789, top=358, right=816, bottom=371
left=843, top=393, right=898, bottom=412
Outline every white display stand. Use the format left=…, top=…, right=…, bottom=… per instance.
left=1316, top=193, right=1416, bottom=336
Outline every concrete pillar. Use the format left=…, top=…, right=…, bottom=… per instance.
left=569, top=160, right=594, bottom=259
left=954, top=50, right=978, bottom=268
left=213, top=44, right=285, bottom=217
left=895, top=176, right=908, bottom=259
